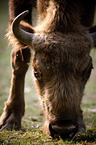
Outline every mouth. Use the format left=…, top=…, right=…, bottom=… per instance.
left=49, top=120, right=78, bottom=140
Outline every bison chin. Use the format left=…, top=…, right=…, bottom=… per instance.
left=46, top=120, right=78, bottom=140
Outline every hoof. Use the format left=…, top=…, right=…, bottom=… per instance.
left=0, top=122, right=21, bottom=131
left=0, top=113, right=21, bottom=131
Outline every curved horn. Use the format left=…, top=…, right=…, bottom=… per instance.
left=12, top=10, right=33, bottom=46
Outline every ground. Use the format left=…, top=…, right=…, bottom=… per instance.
left=0, top=1, right=96, bottom=144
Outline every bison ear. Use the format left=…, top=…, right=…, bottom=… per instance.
left=88, top=32, right=96, bottom=48
left=12, top=10, right=34, bottom=46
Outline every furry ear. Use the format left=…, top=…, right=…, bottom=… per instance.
left=89, top=25, right=96, bottom=48
left=89, top=25, right=96, bottom=33
left=89, top=32, right=96, bottom=48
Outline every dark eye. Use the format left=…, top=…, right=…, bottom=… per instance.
left=34, top=72, right=40, bottom=79
left=34, top=68, right=42, bottom=80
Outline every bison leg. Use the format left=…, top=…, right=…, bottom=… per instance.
left=0, top=46, right=31, bottom=130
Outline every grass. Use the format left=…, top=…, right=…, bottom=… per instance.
left=0, top=1, right=96, bottom=144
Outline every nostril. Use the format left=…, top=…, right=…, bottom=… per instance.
left=49, top=123, right=59, bottom=139
left=51, top=124, right=76, bottom=134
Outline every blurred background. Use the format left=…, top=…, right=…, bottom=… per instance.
left=0, top=0, right=10, bottom=104
left=0, top=0, right=96, bottom=129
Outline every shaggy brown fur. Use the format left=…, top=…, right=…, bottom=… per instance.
left=0, top=0, right=96, bottom=140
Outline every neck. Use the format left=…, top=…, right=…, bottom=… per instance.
left=35, top=0, right=83, bottom=33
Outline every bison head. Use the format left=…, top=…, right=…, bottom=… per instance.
left=12, top=11, right=93, bottom=139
